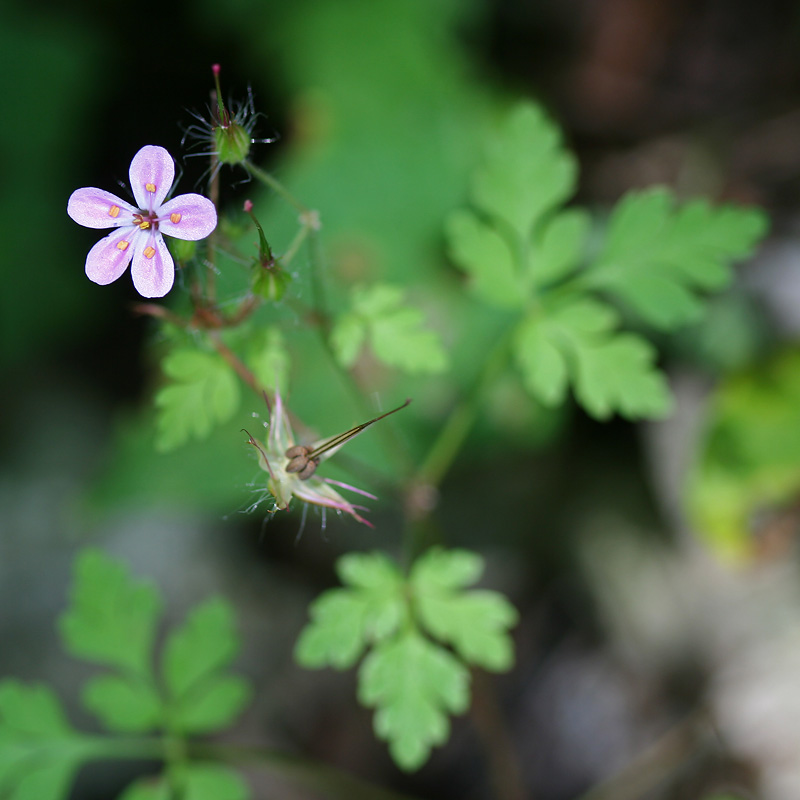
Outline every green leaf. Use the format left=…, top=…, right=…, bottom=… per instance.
left=82, top=675, right=161, bottom=732
left=155, top=348, right=241, bottom=452
left=0, top=681, right=91, bottom=800
left=411, top=548, right=518, bottom=672
left=162, top=598, right=252, bottom=734
left=58, top=549, right=161, bottom=678
left=589, top=189, right=768, bottom=329
left=409, top=547, right=484, bottom=590
left=358, top=631, right=470, bottom=771
left=529, top=208, right=590, bottom=288
left=295, top=553, right=405, bottom=670
left=688, top=347, right=800, bottom=561
left=169, top=676, right=252, bottom=734
left=334, top=284, right=448, bottom=374
left=330, top=312, right=366, bottom=368
left=572, top=332, right=671, bottom=420
left=120, top=765, right=248, bottom=800
left=471, top=103, right=577, bottom=240
left=445, top=209, right=524, bottom=309
left=514, top=298, right=672, bottom=420
left=246, top=327, right=290, bottom=393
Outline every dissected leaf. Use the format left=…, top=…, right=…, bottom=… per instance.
left=81, top=675, right=161, bottom=733
left=295, top=553, right=405, bottom=669
left=445, top=209, right=524, bottom=309
left=58, top=549, right=161, bottom=678
left=330, top=312, right=366, bottom=368
left=471, top=103, right=577, bottom=240
left=411, top=548, right=518, bottom=671
left=514, top=297, right=671, bottom=420
left=588, top=189, right=768, bottom=330
left=162, top=598, right=252, bottom=734
left=120, top=764, right=248, bottom=800
left=358, top=630, right=470, bottom=771
left=529, top=208, right=590, bottom=288
left=0, top=681, right=92, bottom=800
left=155, top=348, right=240, bottom=452
left=332, top=284, right=448, bottom=373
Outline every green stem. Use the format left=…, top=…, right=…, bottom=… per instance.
left=417, top=324, right=515, bottom=488
left=248, top=162, right=413, bottom=478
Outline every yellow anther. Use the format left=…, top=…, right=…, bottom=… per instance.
left=116, top=240, right=129, bottom=251
left=170, top=212, right=182, bottom=224
left=145, top=182, right=156, bottom=193
left=108, top=205, right=120, bottom=218
left=143, top=246, right=156, bottom=259
left=138, top=220, right=151, bottom=230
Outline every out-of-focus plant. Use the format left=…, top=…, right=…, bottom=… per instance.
left=5, top=25, right=771, bottom=793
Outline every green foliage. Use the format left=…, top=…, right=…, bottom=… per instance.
left=0, top=549, right=254, bottom=799
left=331, top=284, right=448, bottom=374
left=246, top=327, right=290, bottom=393
left=119, top=764, right=249, bottom=800
left=161, top=598, right=252, bottom=734
left=295, top=548, right=517, bottom=770
left=446, top=103, right=768, bottom=420
left=155, top=349, right=240, bottom=452
left=587, top=189, right=768, bottom=329
left=0, top=682, right=92, bottom=800
left=688, top=347, right=800, bottom=561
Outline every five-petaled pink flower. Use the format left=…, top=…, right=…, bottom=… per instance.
left=67, top=145, right=217, bottom=298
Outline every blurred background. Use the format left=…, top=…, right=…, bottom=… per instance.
left=3, top=0, right=800, bottom=798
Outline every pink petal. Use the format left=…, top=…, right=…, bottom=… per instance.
left=68, top=188, right=136, bottom=229
left=130, top=232, right=175, bottom=298
left=85, top=227, right=137, bottom=285
left=158, top=193, right=217, bottom=240
left=129, top=146, right=174, bottom=211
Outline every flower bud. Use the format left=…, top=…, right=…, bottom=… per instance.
left=252, top=263, right=291, bottom=301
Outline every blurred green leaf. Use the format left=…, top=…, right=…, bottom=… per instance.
left=155, top=349, right=241, bottom=452
left=514, top=297, right=671, bottom=419
left=588, top=189, right=768, bottom=330
left=688, top=347, right=800, bottom=560
left=247, top=327, right=290, bottom=393
left=529, top=209, right=590, bottom=288
left=358, top=630, right=469, bottom=771
left=445, top=209, right=524, bottom=309
left=471, top=103, right=577, bottom=240
left=295, top=552, right=405, bottom=669
left=58, top=549, right=161, bottom=678
left=82, top=675, right=161, bottom=733
left=411, top=548, right=518, bottom=671
left=332, top=284, right=448, bottom=374
left=120, top=764, right=249, bottom=800
left=162, top=598, right=251, bottom=735
left=0, top=681, right=91, bottom=800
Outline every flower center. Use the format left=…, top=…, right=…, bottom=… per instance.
left=133, top=211, right=158, bottom=231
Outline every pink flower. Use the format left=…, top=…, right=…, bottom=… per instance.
left=67, top=145, right=217, bottom=298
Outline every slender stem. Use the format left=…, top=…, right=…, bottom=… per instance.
left=247, top=163, right=413, bottom=478
left=246, top=161, right=309, bottom=215
left=208, top=330, right=263, bottom=396
left=574, top=709, right=713, bottom=800
left=417, top=325, right=515, bottom=488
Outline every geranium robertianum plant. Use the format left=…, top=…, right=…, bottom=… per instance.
left=16, top=59, right=770, bottom=799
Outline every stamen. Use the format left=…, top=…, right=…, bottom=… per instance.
left=116, top=240, right=129, bottom=251
left=108, top=205, right=120, bottom=218
left=143, top=246, right=156, bottom=259
left=138, top=221, right=151, bottom=230
left=170, top=212, right=182, bottom=224
left=145, top=182, right=156, bottom=193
